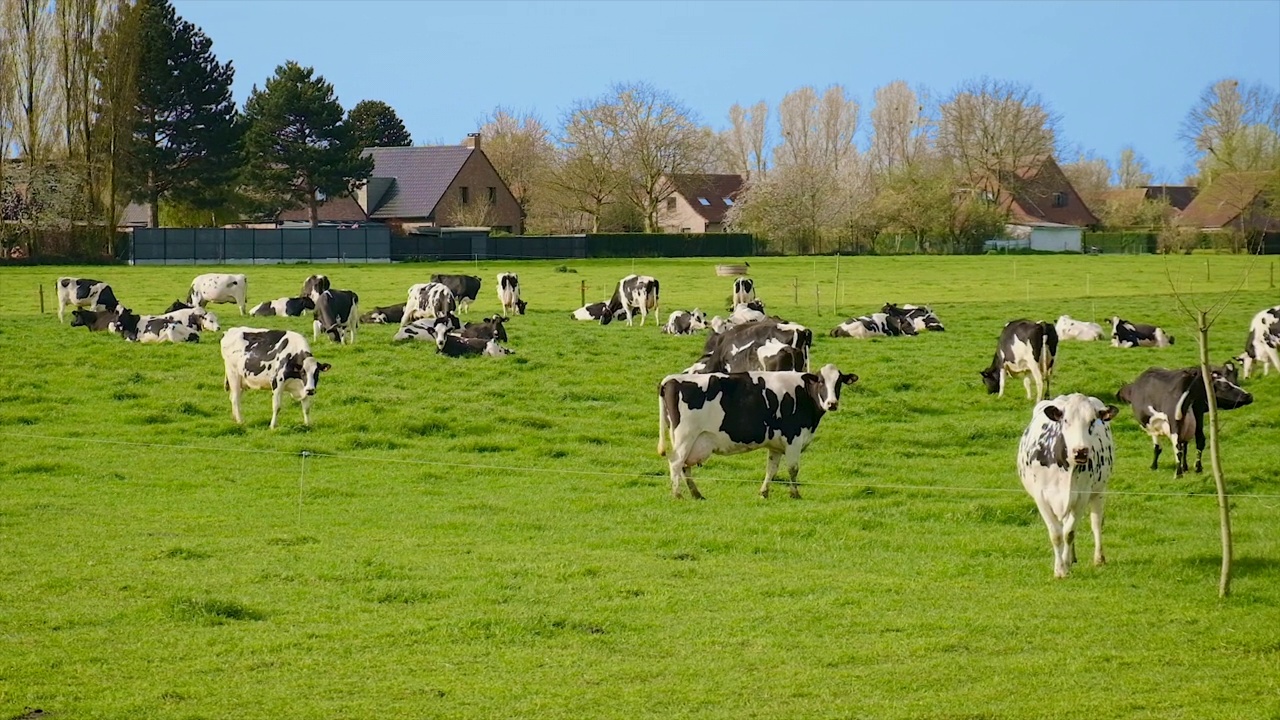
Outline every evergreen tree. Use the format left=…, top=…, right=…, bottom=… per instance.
left=123, top=0, right=238, bottom=227
left=241, top=61, right=374, bottom=227
left=347, top=99, right=412, bottom=148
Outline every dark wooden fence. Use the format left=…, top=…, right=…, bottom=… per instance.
left=128, top=227, right=393, bottom=265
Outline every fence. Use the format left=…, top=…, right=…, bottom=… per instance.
left=128, top=227, right=393, bottom=265
left=0, top=225, right=126, bottom=264
left=1083, top=232, right=1158, bottom=254
left=391, top=232, right=756, bottom=261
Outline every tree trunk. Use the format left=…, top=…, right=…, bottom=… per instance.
left=1196, top=309, right=1233, bottom=598
left=308, top=189, right=319, bottom=228
left=148, top=173, right=159, bottom=228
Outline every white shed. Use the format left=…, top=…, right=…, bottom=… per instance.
left=1004, top=222, right=1083, bottom=253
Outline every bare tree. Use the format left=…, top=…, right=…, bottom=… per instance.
left=869, top=80, right=931, bottom=173
left=5, top=0, right=56, bottom=160
left=1181, top=78, right=1280, bottom=181
left=724, top=103, right=750, bottom=176
left=478, top=106, right=555, bottom=229
left=1116, top=145, right=1153, bottom=188
left=937, top=77, right=1060, bottom=191
left=552, top=98, right=624, bottom=233
left=748, top=100, right=768, bottom=178
left=1060, top=149, right=1113, bottom=206
left=775, top=85, right=819, bottom=168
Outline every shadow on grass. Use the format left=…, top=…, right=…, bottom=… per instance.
left=1179, top=554, right=1280, bottom=579
left=167, top=597, right=265, bottom=625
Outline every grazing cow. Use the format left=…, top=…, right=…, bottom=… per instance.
left=731, top=278, right=756, bottom=307
left=657, top=364, right=858, bottom=499
left=1055, top=315, right=1104, bottom=342
left=497, top=273, right=527, bottom=316
left=606, top=274, right=660, bottom=327
left=883, top=303, right=945, bottom=332
left=1117, top=366, right=1253, bottom=477
left=980, top=320, right=1058, bottom=401
left=300, top=275, right=331, bottom=303
left=1237, top=305, right=1280, bottom=378
left=459, top=315, right=508, bottom=342
left=69, top=308, right=121, bottom=332
left=662, top=309, right=707, bottom=335
left=1016, top=394, right=1117, bottom=578
left=360, top=304, right=405, bottom=325
left=728, top=302, right=768, bottom=325
left=187, top=273, right=248, bottom=315
left=430, top=274, right=482, bottom=313
left=1110, top=316, right=1174, bottom=348
left=313, top=289, right=359, bottom=344
left=250, top=296, right=316, bottom=317
left=402, top=282, right=457, bottom=326
left=220, top=328, right=330, bottom=429
left=688, top=320, right=814, bottom=374
left=830, top=313, right=917, bottom=338
left=56, top=277, right=122, bottom=323
left=571, top=301, right=627, bottom=324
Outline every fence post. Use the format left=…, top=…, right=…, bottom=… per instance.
left=833, top=252, right=840, bottom=314
left=38, top=284, right=44, bottom=314
left=1271, top=261, right=1275, bottom=289
left=793, top=277, right=798, bottom=305
left=580, top=280, right=586, bottom=307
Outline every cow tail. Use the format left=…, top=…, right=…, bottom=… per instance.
left=657, top=384, right=668, bottom=457
left=1040, top=322, right=1058, bottom=395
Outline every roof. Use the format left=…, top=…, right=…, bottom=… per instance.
left=668, top=174, right=745, bottom=224
left=1095, top=188, right=1148, bottom=206
left=1143, top=185, right=1197, bottom=210
left=276, top=194, right=368, bottom=224
left=362, top=146, right=473, bottom=219
left=1177, top=172, right=1275, bottom=229
left=118, top=202, right=150, bottom=227
left=996, top=156, right=1099, bottom=228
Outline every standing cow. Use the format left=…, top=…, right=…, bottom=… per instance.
left=1238, top=305, right=1280, bottom=378
left=188, top=273, right=248, bottom=315
left=220, top=328, right=331, bottom=429
left=313, top=289, right=360, bottom=344
left=300, top=275, right=331, bottom=303
left=56, top=277, right=123, bottom=323
left=1117, top=366, right=1253, bottom=477
left=980, top=320, right=1058, bottom=402
left=731, top=278, right=756, bottom=307
left=496, top=272, right=526, bottom=316
left=607, top=274, right=660, bottom=327
left=402, top=282, right=457, bottom=326
left=1016, top=394, right=1117, bottom=578
left=430, top=274, right=481, bottom=314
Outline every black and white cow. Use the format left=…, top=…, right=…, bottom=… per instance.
left=109, top=305, right=219, bottom=343
left=313, top=289, right=359, bottom=344
left=661, top=309, right=707, bottom=335
left=1238, top=305, right=1280, bottom=378
left=606, top=274, right=660, bottom=327
left=1016, top=394, right=1117, bottom=578
left=727, top=301, right=768, bottom=325
left=829, top=313, right=917, bottom=338
left=571, top=301, right=628, bottom=324
left=980, top=320, right=1058, bottom=401
left=187, top=273, right=248, bottom=315
left=402, top=282, right=457, bottom=326
left=430, top=274, right=482, bottom=314
left=657, top=364, right=858, bottom=499
left=459, top=315, right=508, bottom=342
left=731, top=278, right=756, bottom=307
left=1055, top=315, right=1104, bottom=342
left=360, top=304, right=405, bottom=325
left=883, top=303, right=945, bottom=332
left=1110, top=316, right=1174, bottom=348
left=300, top=275, right=331, bottom=303
left=56, top=277, right=122, bottom=323
left=497, top=272, right=526, bottom=316
left=250, top=296, right=316, bottom=317
left=688, top=320, right=813, bottom=373
left=220, top=328, right=331, bottom=429
left=1117, top=366, right=1253, bottom=477
left=417, top=317, right=513, bottom=357
left=392, top=314, right=461, bottom=342
left=755, top=338, right=806, bottom=371
left=69, top=308, right=121, bottom=332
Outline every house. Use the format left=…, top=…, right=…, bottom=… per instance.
left=990, top=155, right=1099, bottom=252
left=1176, top=171, right=1279, bottom=232
left=657, top=173, right=745, bottom=233
left=275, top=195, right=370, bottom=228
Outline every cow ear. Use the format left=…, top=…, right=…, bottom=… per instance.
left=801, top=373, right=820, bottom=385
left=1043, top=405, right=1064, bottom=422
left=318, top=363, right=332, bottom=372
left=1099, top=405, right=1118, bottom=422
left=842, top=373, right=859, bottom=385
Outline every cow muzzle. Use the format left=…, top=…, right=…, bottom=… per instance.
left=305, top=389, right=316, bottom=396
left=1072, top=448, right=1091, bottom=466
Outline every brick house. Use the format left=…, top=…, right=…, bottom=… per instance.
left=989, top=155, right=1100, bottom=252
left=656, top=173, right=745, bottom=233
left=1176, top=171, right=1279, bottom=232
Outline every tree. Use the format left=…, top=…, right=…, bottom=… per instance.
left=1116, top=146, right=1153, bottom=188
left=869, top=80, right=932, bottom=174
left=94, top=0, right=139, bottom=246
left=478, top=106, right=554, bottom=226
left=346, top=99, right=411, bottom=149
left=937, top=77, right=1060, bottom=190
left=241, top=61, right=373, bottom=227
left=1181, top=78, right=1280, bottom=182
left=1060, top=150, right=1112, bottom=207
left=5, top=0, right=55, bottom=161
left=724, top=100, right=769, bottom=178
left=123, top=0, right=238, bottom=227
left=551, top=98, right=624, bottom=233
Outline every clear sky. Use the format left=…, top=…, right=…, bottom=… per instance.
left=175, top=0, right=1280, bottom=183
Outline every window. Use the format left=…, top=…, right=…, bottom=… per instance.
left=487, top=187, right=497, bottom=204
left=697, top=197, right=711, bottom=206
left=723, top=197, right=734, bottom=206
left=1052, top=192, right=1067, bottom=208
left=680, top=227, right=691, bottom=233
left=666, top=197, right=677, bottom=211
left=460, top=187, right=470, bottom=205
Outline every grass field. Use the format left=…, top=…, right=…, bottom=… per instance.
left=1, top=254, right=1279, bottom=719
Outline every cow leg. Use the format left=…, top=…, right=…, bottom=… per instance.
left=1194, top=421, right=1206, bottom=474
left=624, top=305, right=634, bottom=327
left=1089, top=492, right=1106, bottom=566
left=301, top=395, right=313, bottom=426
left=1023, top=374, right=1034, bottom=400
left=1150, top=440, right=1161, bottom=470
left=1062, top=512, right=1078, bottom=567
left=997, top=369, right=1007, bottom=398
left=759, top=450, right=782, bottom=499
left=1175, top=440, right=1188, bottom=477
left=270, top=386, right=285, bottom=429
left=1034, top=504, right=1069, bottom=578
left=784, top=448, right=803, bottom=499
left=226, top=373, right=244, bottom=424
left=313, top=319, right=321, bottom=341
left=58, top=297, right=66, bottom=323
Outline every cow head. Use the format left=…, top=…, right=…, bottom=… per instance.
left=194, top=308, right=220, bottom=332
left=515, top=299, right=527, bottom=315
left=281, top=353, right=331, bottom=396
left=299, top=296, right=317, bottom=311
left=979, top=367, right=1000, bottom=394
left=1209, top=371, right=1253, bottom=410
left=108, top=308, right=141, bottom=341
left=689, top=308, right=707, bottom=330
left=806, top=363, right=858, bottom=412
left=70, top=309, right=96, bottom=328
left=1216, top=360, right=1240, bottom=385
left=485, top=316, right=508, bottom=342
left=1041, top=394, right=1117, bottom=468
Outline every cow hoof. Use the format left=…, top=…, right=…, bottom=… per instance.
left=1150, top=463, right=1159, bottom=471
left=1195, top=464, right=1203, bottom=474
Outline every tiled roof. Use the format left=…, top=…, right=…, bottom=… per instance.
left=668, top=173, right=745, bottom=223
left=276, top=195, right=368, bottom=223
left=997, top=156, right=1099, bottom=228
left=1177, top=172, right=1274, bottom=229
left=362, top=146, right=473, bottom=219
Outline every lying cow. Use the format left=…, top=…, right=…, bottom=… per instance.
left=402, top=282, right=456, bottom=326
left=250, top=296, right=316, bottom=317
left=187, top=273, right=248, bottom=315
left=313, top=289, right=359, bottom=344
left=300, top=275, right=331, bottom=303
left=109, top=306, right=219, bottom=343
left=728, top=301, right=768, bottom=325
left=731, top=278, right=756, bottom=307
left=430, top=274, right=481, bottom=314
left=418, top=317, right=513, bottom=357
left=883, top=303, right=945, bottom=332
left=1111, top=316, right=1174, bottom=348
left=69, top=308, right=121, bottom=332
left=393, top=315, right=461, bottom=342
left=688, top=320, right=813, bottom=373
left=1238, top=305, right=1280, bottom=378
left=607, top=274, right=660, bottom=327
left=56, top=277, right=123, bottom=323
left=1055, top=315, right=1104, bottom=342
left=980, top=320, right=1058, bottom=402
left=360, top=304, right=405, bottom=325
left=221, top=328, right=331, bottom=429
left=571, top=301, right=627, bottom=324
left=497, top=272, right=527, bottom=316
left=661, top=309, right=707, bottom=335
left=657, top=363, right=858, bottom=499
left=459, top=315, right=508, bottom=342
left=1117, top=365, right=1253, bottom=477
left=830, top=312, right=917, bottom=338
left=1016, top=394, right=1117, bottom=578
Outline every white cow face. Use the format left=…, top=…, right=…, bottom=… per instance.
left=1042, top=395, right=1117, bottom=467
left=813, top=363, right=858, bottom=412
left=196, top=309, right=220, bottom=332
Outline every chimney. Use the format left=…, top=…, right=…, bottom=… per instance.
left=464, top=132, right=481, bottom=150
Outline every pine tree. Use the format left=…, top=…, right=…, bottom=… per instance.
left=241, top=61, right=374, bottom=227
left=347, top=99, right=412, bottom=149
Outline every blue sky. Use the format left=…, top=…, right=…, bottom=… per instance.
left=176, top=0, right=1280, bottom=182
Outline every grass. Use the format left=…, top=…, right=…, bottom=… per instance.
left=1, top=254, right=1279, bottom=719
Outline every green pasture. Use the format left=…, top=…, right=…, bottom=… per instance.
left=1, top=254, right=1278, bottom=719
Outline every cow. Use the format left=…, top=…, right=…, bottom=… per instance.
left=69, top=308, right=121, bottom=332
left=1117, top=366, right=1253, bottom=477
left=402, top=282, right=456, bottom=326
left=708, top=316, right=733, bottom=334
left=657, top=363, right=858, bottom=499
left=313, top=289, right=359, bottom=344
left=497, top=272, right=527, bottom=316
left=220, top=328, right=331, bottom=429
left=1237, top=305, right=1280, bottom=378
left=1016, top=393, right=1117, bottom=578
left=250, top=296, right=316, bottom=317
left=883, top=303, right=945, bottom=332
left=571, top=301, right=627, bottom=324
left=980, top=320, right=1058, bottom=402
left=830, top=313, right=917, bottom=338
left=1110, top=316, right=1174, bottom=348
left=731, top=278, right=756, bottom=307
left=109, top=309, right=203, bottom=344
left=417, top=317, right=513, bottom=357
left=430, top=274, right=482, bottom=314
left=300, top=275, right=331, bottom=303
left=661, top=309, right=707, bottom=335
left=187, top=273, right=248, bottom=315
left=360, top=304, right=405, bottom=325
left=459, top=315, right=508, bottom=342
left=755, top=339, right=806, bottom=371
left=1055, top=315, right=1105, bottom=342
left=56, top=277, right=123, bottom=323
left=688, top=320, right=813, bottom=374
left=606, top=274, right=660, bottom=327
left=393, top=315, right=461, bottom=342
left=728, top=302, right=768, bottom=325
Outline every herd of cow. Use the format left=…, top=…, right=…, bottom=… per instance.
left=50, top=270, right=1280, bottom=577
